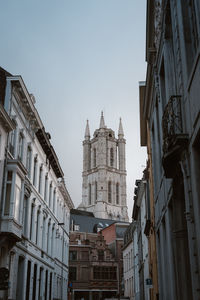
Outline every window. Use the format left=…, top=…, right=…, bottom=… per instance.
left=33, top=156, right=38, bottom=187
left=18, top=132, right=24, bottom=161
left=69, top=267, right=76, bottom=281
left=81, top=251, right=89, bottom=261
left=44, top=174, right=48, bottom=202
left=53, top=189, right=56, bottom=213
left=4, top=171, right=12, bottom=215
left=74, top=224, right=80, bottom=231
left=47, top=221, right=50, bottom=254
left=95, top=181, right=97, bottom=202
left=93, top=267, right=117, bottom=280
left=9, top=130, right=15, bottom=156
left=93, top=148, right=96, bottom=167
left=35, top=210, right=40, bottom=245
left=30, top=203, right=34, bottom=240
left=98, top=250, right=104, bottom=261
left=69, top=251, right=77, bottom=261
left=88, top=183, right=91, bottom=205
left=49, top=182, right=52, bottom=208
left=38, top=165, right=43, bottom=194
left=51, top=226, right=55, bottom=256
left=81, top=267, right=89, bottom=281
left=22, top=195, right=28, bottom=236
left=14, top=174, right=22, bottom=222
left=26, top=146, right=32, bottom=178
left=110, top=148, right=114, bottom=166
left=108, top=181, right=112, bottom=203
left=116, top=183, right=119, bottom=204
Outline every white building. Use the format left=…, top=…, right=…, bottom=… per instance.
left=79, top=112, right=128, bottom=221
left=0, top=68, right=74, bottom=300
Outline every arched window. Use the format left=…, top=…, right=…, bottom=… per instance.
left=110, top=148, right=114, bottom=167
left=93, top=148, right=96, bottom=167
left=116, top=183, right=119, bottom=204
left=89, top=183, right=91, bottom=205
left=108, top=181, right=112, bottom=203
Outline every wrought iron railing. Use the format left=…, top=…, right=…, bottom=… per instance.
left=162, top=95, right=183, bottom=153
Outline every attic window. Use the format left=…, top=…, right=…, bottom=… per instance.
left=74, top=224, right=80, bottom=231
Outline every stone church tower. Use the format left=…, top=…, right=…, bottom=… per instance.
left=78, top=112, right=129, bottom=221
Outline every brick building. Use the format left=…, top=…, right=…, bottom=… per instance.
left=69, top=209, right=129, bottom=300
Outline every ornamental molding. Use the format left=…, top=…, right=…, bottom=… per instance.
left=154, top=0, right=162, bottom=50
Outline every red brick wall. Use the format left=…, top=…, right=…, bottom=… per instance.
left=101, top=223, right=116, bottom=244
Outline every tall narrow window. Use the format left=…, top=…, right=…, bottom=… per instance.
left=23, top=195, right=28, bottom=236
left=14, top=174, right=22, bottom=222
left=35, top=210, right=40, bottom=245
left=42, top=216, right=46, bottom=250
left=49, top=183, right=52, bottom=208
left=116, top=183, right=119, bottom=205
left=33, top=156, right=38, bottom=187
left=18, top=132, right=24, bottom=161
left=30, top=204, right=34, bottom=240
left=95, top=181, right=97, bottom=202
left=93, top=148, right=96, bottom=167
left=44, top=174, right=48, bottom=202
left=26, top=146, right=32, bottom=178
left=108, top=181, right=112, bottom=203
left=47, top=221, right=50, bottom=254
left=110, top=148, right=114, bottom=167
left=51, top=225, right=55, bottom=256
left=38, top=165, right=43, bottom=194
left=4, top=171, right=12, bottom=215
left=9, top=130, right=15, bottom=156
left=53, top=189, right=56, bottom=213
left=89, top=183, right=91, bottom=205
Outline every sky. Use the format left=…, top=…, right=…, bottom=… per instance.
left=0, top=0, right=147, bottom=219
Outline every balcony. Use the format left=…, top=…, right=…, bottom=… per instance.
left=162, top=96, right=188, bottom=178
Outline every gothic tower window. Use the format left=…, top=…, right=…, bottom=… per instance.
left=89, top=183, right=91, bottom=205
left=110, top=148, right=114, bottom=167
left=95, top=181, right=98, bottom=202
left=116, top=183, right=119, bottom=205
left=108, top=181, right=112, bottom=203
left=93, top=148, right=96, bottom=167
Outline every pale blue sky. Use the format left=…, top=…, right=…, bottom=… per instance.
left=0, top=0, right=147, bottom=218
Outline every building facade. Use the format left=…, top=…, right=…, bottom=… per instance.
left=140, top=1, right=200, bottom=299
left=101, top=222, right=130, bottom=298
left=0, top=68, right=74, bottom=300
left=79, top=112, right=128, bottom=221
left=123, top=223, right=134, bottom=300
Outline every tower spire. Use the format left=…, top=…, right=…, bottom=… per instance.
left=118, top=117, right=124, bottom=137
left=99, top=111, right=105, bottom=128
left=84, top=119, right=90, bottom=140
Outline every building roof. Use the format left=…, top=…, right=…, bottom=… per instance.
left=70, top=209, right=118, bottom=233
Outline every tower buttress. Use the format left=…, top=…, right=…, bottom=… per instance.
left=118, top=118, right=126, bottom=171
left=83, top=120, right=91, bottom=172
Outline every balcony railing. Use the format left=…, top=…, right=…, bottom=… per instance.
left=162, top=95, right=183, bottom=153
left=162, top=95, right=188, bottom=177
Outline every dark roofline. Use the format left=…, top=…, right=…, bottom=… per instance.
left=70, top=209, right=94, bottom=217
left=36, top=127, right=64, bottom=178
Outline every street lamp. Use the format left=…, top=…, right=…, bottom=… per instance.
left=58, top=223, right=65, bottom=300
